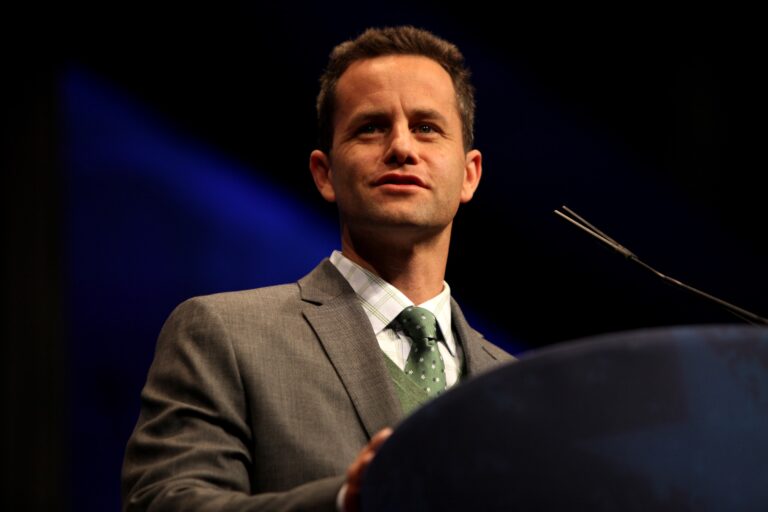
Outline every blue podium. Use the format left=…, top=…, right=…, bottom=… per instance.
left=361, top=326, right=768, bottom=511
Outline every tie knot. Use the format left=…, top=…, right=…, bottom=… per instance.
left=395, top=306, right=440, bottom=347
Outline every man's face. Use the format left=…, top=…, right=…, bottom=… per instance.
left=310, top=54, right=481, bottom=240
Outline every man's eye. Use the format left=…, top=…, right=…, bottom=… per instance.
left=358, top=124, right=381, bottom=134
left=414, top=124, right=435, bottom=133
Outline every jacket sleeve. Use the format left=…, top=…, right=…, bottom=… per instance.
left=121, top=298, right=345, bottom=512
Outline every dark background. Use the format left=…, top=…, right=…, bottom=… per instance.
left=3, top=3, right=766, bottom=510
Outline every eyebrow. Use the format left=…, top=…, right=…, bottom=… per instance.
left=346, top=110, right=389, bottom=129
left=410, top=108, right=450, bottom=126
left=346, top=108, right=450, bottom=130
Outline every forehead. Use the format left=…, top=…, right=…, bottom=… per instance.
left=334, top=55, right=459, bottom=122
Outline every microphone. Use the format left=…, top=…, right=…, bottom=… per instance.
left=554, top=205, right=768, bottom=326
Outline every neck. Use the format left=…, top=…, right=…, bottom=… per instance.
left=340, top=225, right=452, bottom=305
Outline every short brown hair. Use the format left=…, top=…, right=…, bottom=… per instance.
left=316, top=26, right=476, bottom=154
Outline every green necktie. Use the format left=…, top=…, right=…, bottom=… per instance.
left=394, top=306, right=447, bottom=398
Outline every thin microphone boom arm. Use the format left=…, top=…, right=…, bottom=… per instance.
left=554, top=205, right=768, bottom=326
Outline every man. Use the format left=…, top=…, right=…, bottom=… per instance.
left=122, top=26, right=513, bottom=512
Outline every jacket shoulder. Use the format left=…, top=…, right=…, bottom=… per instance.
left=185, top=283, right=301, bottom=311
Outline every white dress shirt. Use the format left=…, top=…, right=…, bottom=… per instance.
left=329, top=250, right=461, bottom=387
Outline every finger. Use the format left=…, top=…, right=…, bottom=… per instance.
left=348, top=428, right=393, bottom=477
left=368, top=427, right=393, bottom=450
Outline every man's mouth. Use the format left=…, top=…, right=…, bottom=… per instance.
left=373, top=173, right=428, bottom=188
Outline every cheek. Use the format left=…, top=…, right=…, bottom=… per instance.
left=331, top=168, right=357, bottom=192
left=329, top=165, right=362, bottom=201
left=334, top=152, right=375, bottom=185
left=443, top=157, right=469, bottom=189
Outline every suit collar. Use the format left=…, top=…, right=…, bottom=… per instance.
left=298, top=258, right=352, bottom=304
left=450, top=298, right=503, bottom=376
left=299, top=260, right=403, bottom=437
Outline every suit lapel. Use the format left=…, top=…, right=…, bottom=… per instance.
left=299, top=260, right=402, bottom=438
left=451, top=298, right=503, bottom=376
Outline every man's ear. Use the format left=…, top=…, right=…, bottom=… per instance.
left=460, top=149, right=482, bottom=203
left=309, top=150, right=336, bottom=203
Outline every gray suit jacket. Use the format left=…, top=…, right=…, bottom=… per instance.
left=122, top=259, right=513, bottom=511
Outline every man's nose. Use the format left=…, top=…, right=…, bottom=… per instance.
left=384, top=125, right=418, bottom=166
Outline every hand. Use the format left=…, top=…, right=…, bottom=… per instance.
left=342, top=427, right=393, bottom=512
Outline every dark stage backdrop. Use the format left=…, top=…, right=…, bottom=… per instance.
left=4, top=3, right=766, bottom=511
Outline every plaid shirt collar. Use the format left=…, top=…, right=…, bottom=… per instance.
left=329, top=250, right=453, bottom=339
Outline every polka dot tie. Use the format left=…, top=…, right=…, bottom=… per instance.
left=394, top=306, right=447, bottom=398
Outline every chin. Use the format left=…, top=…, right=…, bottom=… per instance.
left=365, top=216, right=448, bottom=236
left=343, top=204, right=451, bottom=232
